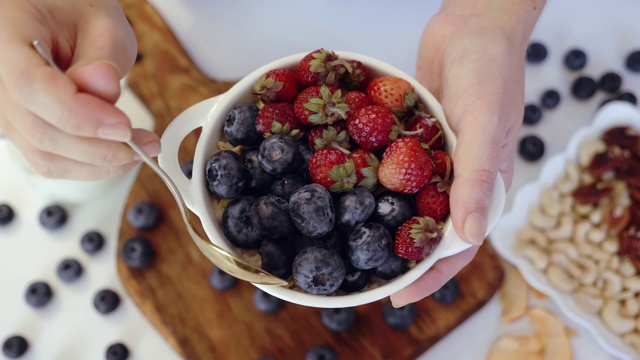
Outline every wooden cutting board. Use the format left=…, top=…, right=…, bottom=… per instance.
left=116, top=1, right=504, bottom=359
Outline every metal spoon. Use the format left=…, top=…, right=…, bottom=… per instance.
left=32, top=40, right=289, bottom=287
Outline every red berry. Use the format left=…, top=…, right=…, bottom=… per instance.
left=342, top=60, right=371, bottom=90
left=308, top=148, right=357, bottom=192
left=252, top=68, right=299, bottom=103
left=378, top=136, right=433, bottom=194
left=307, top=122, right=350, bottom=151
left=345, top=90, right=373, bottom=118
left=394, top=216, right=443, bottom=260
left=415, top=182, right=450, bottom=222
left=347, top=148, right=379, bottom=191
left=366, top=76, right=417, bottom=118
left=431, top=150, right=454, bottom=181
left=295, top=49, right=347, bottom=87
left=346, top=105, right=398, bottom=150
left=407, top=114, right=445, bottom=150
left=255, top=103, right=305, bottom=139
left=294, top=85, right=349, bottom=126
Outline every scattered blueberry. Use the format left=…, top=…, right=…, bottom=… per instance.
left=205, top=150, right=249, bottom=199
left=25, top=281, right=53, bottom=308
left=289, top=184, right=335, bottom=238
left=305, top=345, right=337, bottom=360
left=253, top=289, right=284, bottom=314
left=223, top=103, right=263, bottom=147
left=2, top=335, right=28, bottom=359
left=571, top=76, right=597, bottom=100
left=339, top=262, right=372, bottom=293
left=522, top=104, right=543, bottom=125
left=292, top=247, right=345, bottom=295
left=599, top=97, right=619, bottom=109
left=121, top=236, right=156, bottom=269
left=626, top=50, right=640, bottom=72
left=250, top=195, right=296, bottom=238
left=39, top=204, right=67, bottom=230
left=618, top=92, right=637, bottom=105
left=80, top=231, right=105, bottom=255
left=540, top=89, right=561, bottom=109
left=598, top=72, right=622, bottom=94
left=180, top=160, right=194, bottom=179
left=106, top=342, right=130, bottom=360
left=321, top=307, right=357, bottom=332
left=373, top=192, right=414, bottom=231
left=208, top=267, right=238, bottom=291
left=564, top=49, right=587, bottom=71
left=335, top=188, right=375, bottom=228
left=222, top=196, right=263, bottom=249
left=374, top=253, right=408, bottom=280
left=259, top=238, right=295, bottom=279
left=258, top=134, right=301, bottom=176
left=525, top=42, right=547, bottom=63
left=0, top=204, right=14, bottom=226
left=382, top=300, right=416, bottom=330
left=126, top=201, right=161, bottom=230
left=270, top=174, right=307, bottom=201
left=56, top=258, right=83, bottom=283
left=518, top=135, right=545, bottom=162
left=432, top=278, right=461, bottom=304
left=93, top=289, right=121, bottom=314
left=348, top=222, right=392, bottom=270
left=242, top=149, right=276, bottom=195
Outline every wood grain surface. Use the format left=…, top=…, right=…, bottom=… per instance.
left=116, top=1, right=505, bottom=359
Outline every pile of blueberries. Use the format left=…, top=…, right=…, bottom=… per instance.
left=519, top=43, right=640, bottom=162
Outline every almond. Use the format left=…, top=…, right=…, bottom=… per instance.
left=572, top=182, right=613, bottom=205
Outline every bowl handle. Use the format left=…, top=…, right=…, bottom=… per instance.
left=157, top=96, right=221, bottom=208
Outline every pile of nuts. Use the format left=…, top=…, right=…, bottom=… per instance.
left=515, top=125, right=640, bottom=352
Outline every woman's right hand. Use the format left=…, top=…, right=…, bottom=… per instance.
left=0, top=0, right=161, bottom=181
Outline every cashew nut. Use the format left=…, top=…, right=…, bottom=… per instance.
left=620, top=259, right=638, bottom=278
left=517, top=244, right=549, bottom=271
left=546, top=264, right=578, bottom=293
left=547, top=215, right=574, bottom=241
left=581, top=171, right=595, bottom=185
left=529, top=206, right=558, bottom=230
left=574, top=203, right=595, bottom=217
left=607, top=256, right=622, bottom=273
left=589, top=207, right=604, bottom=226
left=623, top=332, right=640, bottom=354
left=623, top=277, right=640, bottom=293
left=578, top=137, right=607, bottom=168
left=556, top=160, right=580, bottom=194
left=566, top=258, right=598, bottom=286
left=574, top=286, right=604, bottom=314
left=600, top=237, right=620, bottom=255
left=601, top=270, right=624, bottom=298
left=517, top=226, right=549, bottom=248
left=622, top=297, right=640, bottom=317
left=601, top=299, right=636, bottom=335
left=549, top=242, right=579, bottom=260
left=540, top=186, right=562, bottom=217
left=559, top=195, right=574, bottom=214
left=587, top=226, right=607, bottom=243
left=573, top=220, right=591, bottom=244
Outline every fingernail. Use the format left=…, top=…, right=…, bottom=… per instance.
left=98, top=124, right=131, bottom=141
left=390, top=299, right=405, bottom=308
left=134, top=142, right=161, bottom=160
left=463, top=212, right=486, bottom=246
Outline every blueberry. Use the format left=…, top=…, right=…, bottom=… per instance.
left=93, top=289, right=121, bottom=314
left=126, top=201, right=161, bottom=230
left=522, top=104, right=542, bottom=125
left=432, top=278, right=461, bottom=304
left=297, top=142, right=315, bottom=181
left=259, top=238, right=295, bottom=279
left=205, top=150, right=250, bottom=199
left=518, top=135, right=545, bottom=162
left=305, top=345, right=337, bottom=360
left=289, top=184, right=335, bottom=238
left=373, top=192, right=415, bottom=231
left=223, top=103, right=262, bottom=147
left=180, top=160, right=194, bottom=179
left=121, top=236, right=156, bottom=269
left=293, top=247, right=345, bottom=295
left=626, top=50, right=640, bottom=72
left=339, top=262, right=372, bottom=293
left=564, top=49, right=587, bottom=70
left=335, top=188, right=375, bottom=228
left=253, top=289, right=284, bottom=314
left=39, top=204, right=67, bottom=230
left=0, top=204, right=15, bottom=226
left=348, top=222, right=392, bottom=270
left=525, top=42, right=547, bottom=63
left=382, top=300, right=416, bottom=330
left=57, top=258, right=83, bottom=283
left=25, top=281, right=53, bottom=308
left=618, top=92, right=637, bottom=105
left=374, top=253, right=408, bottom=280
left=106, top=342, right=130, bottom=360
left=571, top=76, right=597, bottom=100
left=598, top=72, right=622, bottom=94
left=321, top=307, right=357, bottom=332
left=295, top=231, right=343, bottom=254
left=270, top=174, right=307, bottom=201
left=222, top=196, right=263, bottom=249
left=258, top=134, right=301, bottom=176
left=540, top=90, right=561, bottom=109
left=80, top=231, right=105, bottom=255
left=250, top=195, right=296, bottom=238
left=208, top=267, right=238, bottom=291
left=2, top=335, right=28, bottom=359
left=242, top=149, right=276, bottom=195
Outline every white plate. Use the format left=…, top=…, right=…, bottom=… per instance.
left=491, top=101, right=640, bottom=360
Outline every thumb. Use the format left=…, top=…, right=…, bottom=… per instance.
left=66, top=61, right=122, bottom=104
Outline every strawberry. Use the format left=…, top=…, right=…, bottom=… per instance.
left=295, top=49, right=348, bottom=87
left=431, top=150, right=454, bottom=182
left=346, top=105, right=398, bottom=150
left=406, top=113, right=444, bottom=150
left=252, top=68, right=299, bottom=103
left=366, top=76, right=417, bottom=119
left=307, top=122, right=351, bottom=151
left=378, top=136, right=434, bottom=194
left=341, top=60, right=371, bottom=91
left=394, top=216, right=443, bottom=260
left=255, top=103, right=305, bottom=139
left=294, top=85, right=349, bottom=126
left=308, top=147, right=357, bottom=192
left=344, top=90, right=373, bottom=118
left=415, top=182, right=450, bottom=222
left=347, top=148, right=379, bottom=191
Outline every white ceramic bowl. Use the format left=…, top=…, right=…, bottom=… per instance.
left=158, top=50, right=506, bottom=308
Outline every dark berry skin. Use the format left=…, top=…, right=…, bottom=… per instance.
left=540, top=89, right=561, bottom=109
left=295, top=231, right=343, bottom=254
left=126, top=201, right=161, bottom=230
left=339, top=262, right=372, bottom=293
left=258, top=134, right=301, bottom=176
left=598, top=72, right=622, bottom=94
left=2, top=335, right=28, bottom=359
left=373, top=192, right=415, bottom=231
left=293, top=247, right=345, bottom=295
left=305, top=345, right=337, bottom=360
left=374, top=253, right=408, bottom=280
left=180, top=160, right=194, bottom=179
left=298, top=142, right=315, bottom=181
left=25, top=281, right=53, bottom=308
left=525, top=42, right=547, bottom=63
left=382, top=300, right=416, bottom=330
left=0, top=204, right=14, bottom=226
left=223, top=103, right=262, bottom=147
left=250, top=195, right=296, bottom=238
left=564, top=49, right=587, bottom=70
left=121, top=236, right=156, bottom=269
left=571, top=76, right=597, bottom=100
left=289, top=184, right=335, bottom=238
left=270, top=174, right=308, bottom=201
left=321, top=307, right=357, bottom=332
left=348, top=222, right=392, bottom=270
left=208, top=267, right=238, bottom=291
left=626, top=50, right=640, bottom=72
left=432, top=278, right=461, bottom=304
left=106, top=343, right=130, bottom=360
left=259, top=237, right=295, bottom=279
left=519, top=135, right=545, bottom=162
left=57, top=258, right=83, bottom=283
left=205, top=150, right=250, bottom=199
left=335, top=187, right=375, bottom=228
left=522, top=104, right=542, bottom=125
left=222, top=196, right=263, bottom=249
left=253, top=289, right=284, bottom=314
left=80, top=231, right=105, bottom=254
left=618, top=92, right=637, bottom=105
left=39, top=204, right=67, bottom=230
left=94, top=289, right=121, bottom=314
left=242, top=149, right=276, bottom=195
